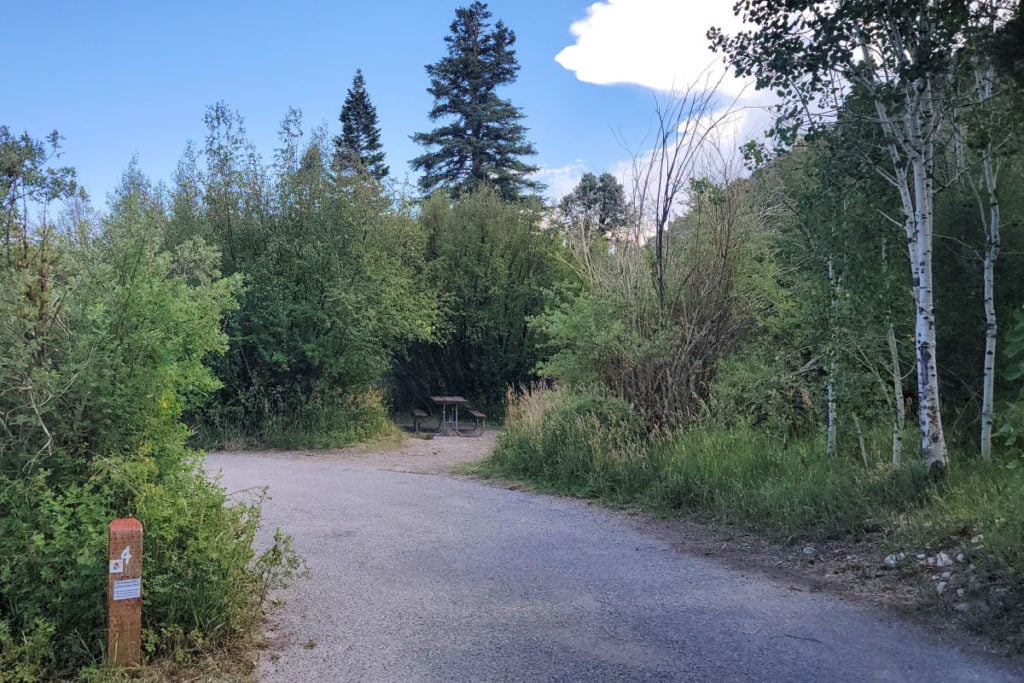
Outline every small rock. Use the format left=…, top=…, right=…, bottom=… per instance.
left=936, top=581, right=948, bottom=594
left=955, top=553, right=965, bottom=563
left=940, top=571, right=952, bottom=580
left=954, top=602, right=971, bottom=612
left=916, top=553, right=926, bottom=560
left=936, top=552, right=954, bottom=567
left=803, top=546, right=817, bottom=556
left=956, top=588, right=966, bottom=598
left=927, top=556, right=936, bottom=565
left=970, top=534, right=984, bottom=544
left=883, top=552, right=904, bottom=568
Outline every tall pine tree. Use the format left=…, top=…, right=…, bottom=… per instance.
left=333, top=69, right=389, bottom=180
left=412, top=1, right=541, bottom=200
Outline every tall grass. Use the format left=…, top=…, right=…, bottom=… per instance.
left=483, top=387, right=928, bottom=539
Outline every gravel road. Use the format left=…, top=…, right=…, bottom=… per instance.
left=204, top=434, right=1021, bottom=682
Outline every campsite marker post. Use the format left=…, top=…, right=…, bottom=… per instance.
left=107, top=518, right=143, bottom=666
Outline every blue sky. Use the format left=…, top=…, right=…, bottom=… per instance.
left=4, top=1, right=757, bottom=205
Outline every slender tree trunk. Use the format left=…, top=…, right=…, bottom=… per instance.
left=827, top=363, right=838, bottom=456
left=827, top=257, right=838, bottom=457
left=977, top=66, right=1000, bottom=460
left=980, top=153, right=1000, bottom=459
left=888, top=324, right=905, bottom=466
left=873, top=80, right=947, bottom=478
left=910, top=136, right=947, bottom=478
left=853, top=414, right=869, bottom=467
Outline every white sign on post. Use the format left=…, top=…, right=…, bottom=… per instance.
left=113, top=578, right=141, bottom=601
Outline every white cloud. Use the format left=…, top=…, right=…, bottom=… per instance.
left=532, top=159, right=590, bottom=202
left=555, top=0, right=750, bottom=98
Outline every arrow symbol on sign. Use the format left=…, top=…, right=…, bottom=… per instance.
left=121, top=546, right=132, bottom=565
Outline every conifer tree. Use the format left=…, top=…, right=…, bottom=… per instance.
left=333, top=69, right=389, bottom=180
left=412, top=1, right=540, bottom=200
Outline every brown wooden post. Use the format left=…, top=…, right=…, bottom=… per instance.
left=107, top=518, right=143, bottom=666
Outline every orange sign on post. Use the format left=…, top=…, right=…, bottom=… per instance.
left=107, top=518, right=143, bottom=666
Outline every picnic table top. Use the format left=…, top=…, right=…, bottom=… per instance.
left=430, top=395, right=467, bottom=405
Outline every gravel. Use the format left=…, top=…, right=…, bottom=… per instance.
left=204, top=434, right=1020, bottom=682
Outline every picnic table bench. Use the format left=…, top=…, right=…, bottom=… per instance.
left=465, top=409, right=486, bottom=436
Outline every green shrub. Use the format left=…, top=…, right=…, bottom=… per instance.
left=0, top=166, right=299, bottom=677
left=193, top=388, right=394, bottom=450
left=261, top=389, right=395, bottom=449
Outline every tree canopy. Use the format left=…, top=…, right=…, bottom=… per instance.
left=558, top=172, right=628, bottom=236
left=333, top=69, right=389, bottom=180
left=411, top=1, right=541, bottom=200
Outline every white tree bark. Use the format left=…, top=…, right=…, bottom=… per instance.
left=974, top=65, right=1001, bottom=460
left=888, top=324, right=905, bottom=467
left=859, top=26, right=949, bottom=478
left=980, top=147, right=1000, bottom=459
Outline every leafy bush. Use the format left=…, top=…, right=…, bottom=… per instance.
left=169, top=106, right=438, bottom=446
left=390, top=188, right=568, bottom=414
left=260, top=389, right=396, bottom=449
left=0, top=159, right=298, bottom=677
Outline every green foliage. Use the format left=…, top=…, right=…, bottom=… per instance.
left=557, top=172, right=629, bottom=236
left=486, top=387, right=646, bottom=498
left=0, top=143, right=298, bottom=677
left=170, top=105, right=438, bottom=445
left=333, top=69, right=388, bottom=180
left=534, top=286, right=626, bottom=390
left=995, top=307, right=1024, bottom=452
left=258, top=390, right=394, bottom=450
left=481, top=387, right=929, bottom=539
left=1005, top=306, right=1024, bottom=382
left=535, top=175, right=782, bottom=431
left=989, top=7, right=1024, bottom=86
left=710, top=352, right=819, bottom=440
left=391, top=187, right=566, bottom=413
left=411, top=1, right=541, bottom=200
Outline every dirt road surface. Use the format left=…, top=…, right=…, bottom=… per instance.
left=204, top=433, right=1020, bottom=682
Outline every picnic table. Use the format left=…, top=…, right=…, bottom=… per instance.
left=430, top=395, right=467, bottom=436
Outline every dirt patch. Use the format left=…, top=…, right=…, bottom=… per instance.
left=213, top=428, right=497, bottom=476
